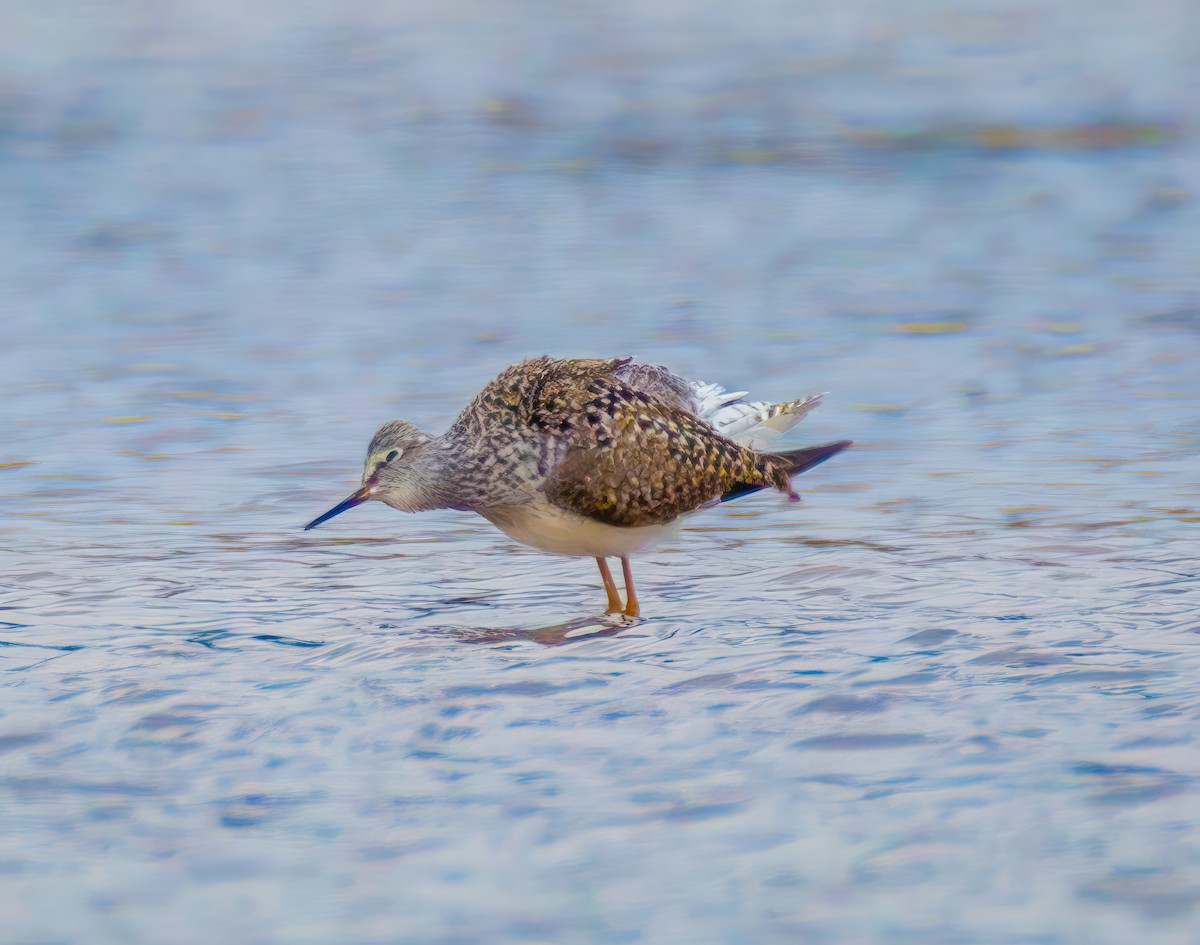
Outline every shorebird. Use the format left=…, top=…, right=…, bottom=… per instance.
left=305, top=356, right=850, bottom=617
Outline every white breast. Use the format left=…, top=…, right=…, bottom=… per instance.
left=482, top=504, right=680, bottom=558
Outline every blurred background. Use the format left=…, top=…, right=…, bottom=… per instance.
left=2, top=2, right=1199, bottom=943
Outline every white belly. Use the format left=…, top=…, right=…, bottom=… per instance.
left=482, top=504, right=680, bottom=557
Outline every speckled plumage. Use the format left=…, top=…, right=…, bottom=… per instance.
left=306, top=355, right=851, bottom=616
left=439, top=356, right=796, bottom=525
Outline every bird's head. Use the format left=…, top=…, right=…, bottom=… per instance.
left=304, top=420, right=434, bottom=530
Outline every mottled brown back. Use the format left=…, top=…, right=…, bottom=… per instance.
left=443, top=356, right=792, bottom=527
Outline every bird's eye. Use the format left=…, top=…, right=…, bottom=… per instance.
left=385, top=450, right=399, bottom=462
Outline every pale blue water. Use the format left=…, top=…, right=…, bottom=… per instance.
left=2, top=3, right=1200, bottom=943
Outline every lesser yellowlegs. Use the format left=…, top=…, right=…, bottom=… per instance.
left=305, top=356, right=851, bottom=616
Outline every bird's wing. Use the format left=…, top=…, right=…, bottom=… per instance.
left=704, top=392, right=826, bottom=449
left=609, top=360, right=697, bottom=413
left=539, top=372, right=783, bottom=528
left=612, top=360, right=825, bottom=449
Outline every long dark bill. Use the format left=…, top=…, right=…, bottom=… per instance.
left=304, top=486, right=371, bottom=530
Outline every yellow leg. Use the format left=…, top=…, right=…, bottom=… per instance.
left=620, top=556, right=640, bottom=618
left=595, top=557, right=623, bottom=613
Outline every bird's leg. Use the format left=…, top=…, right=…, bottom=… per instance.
left=595, top=557, right=624, bottom=614
left=620, top=556, right=640, bottom=618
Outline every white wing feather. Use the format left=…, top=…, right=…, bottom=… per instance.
left=613, top=360, right=827, bottom=451
left=690, top=380, right=826, bottom=450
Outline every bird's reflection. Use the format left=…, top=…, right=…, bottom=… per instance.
left=442, top=613, right=639, bottom=646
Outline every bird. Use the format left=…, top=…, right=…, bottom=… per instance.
left=304, top=356, right=851, bottom=617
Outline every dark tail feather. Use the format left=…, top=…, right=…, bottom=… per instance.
left=781, top=440, right=854, bottom=476
left=721, top=440, right=853, bottom=503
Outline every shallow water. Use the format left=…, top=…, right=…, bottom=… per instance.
left=3, top=3, right=1200, bottom=943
